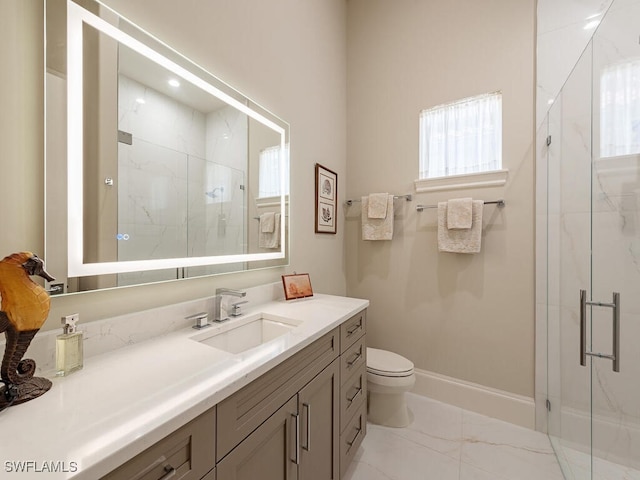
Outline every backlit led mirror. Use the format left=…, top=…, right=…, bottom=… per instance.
left=45, top=0, right=289, bottom=294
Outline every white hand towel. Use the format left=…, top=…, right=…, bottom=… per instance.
left=367, top=193, right=389, bottom=219
left=447, top=197, right=473, bottom=230
left=362, top=195, right=394, bottom=240
left=437, top=200, right=483, bottom=253
left=260, top=212, right=275, bottom=233
left=259, top=213, right=281, bottom=248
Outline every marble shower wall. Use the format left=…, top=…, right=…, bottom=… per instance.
left=187, top=105, right=248, bottom=278
left=116, top=76, right=247, bottom=285
left=536, top=0, right=640, bottom=472
left=536, top=0, right=614, bottom=128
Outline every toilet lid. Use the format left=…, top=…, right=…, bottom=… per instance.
left=367, top=347, right=414, bottom=377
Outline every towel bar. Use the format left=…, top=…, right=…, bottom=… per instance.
left=345, top=194, right=412, bottom=206
left=416, top=199, right=505, bottom=212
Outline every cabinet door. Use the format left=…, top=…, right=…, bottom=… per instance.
left=298, top=359, right=340, bottom=480
left=217, top=396, right=298, bottom=480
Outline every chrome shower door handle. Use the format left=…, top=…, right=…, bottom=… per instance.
left=612, top=292, right=620, bottom=373
left=579, top=289, right=620, bottom=373
left=580, top=289, right=587, bottom=367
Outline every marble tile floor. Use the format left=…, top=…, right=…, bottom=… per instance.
left=554, top=442, right=640, bottom=480
left=343, top=392, right=566, bottom=480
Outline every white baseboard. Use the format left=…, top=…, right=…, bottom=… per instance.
left=411, top=368, right=536, bottom=429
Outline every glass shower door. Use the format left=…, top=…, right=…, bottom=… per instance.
left=545, top=38, right=595, bottom=480
left=546, top=1, right=640, bottom=478
left=589, top=0, right=640, bottom=476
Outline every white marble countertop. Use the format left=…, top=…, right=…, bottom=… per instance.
left=0, top=294, right=368, bottom=479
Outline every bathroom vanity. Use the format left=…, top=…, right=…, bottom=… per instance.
left=0, top=294, right=367, bottom=480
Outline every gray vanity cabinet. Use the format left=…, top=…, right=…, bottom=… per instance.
left=102, top=309, right=367, bottom=480
left=100, top=406, right=216, bottom=480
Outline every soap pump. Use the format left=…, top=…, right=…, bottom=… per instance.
left=55, top=314, right=83, bottom=377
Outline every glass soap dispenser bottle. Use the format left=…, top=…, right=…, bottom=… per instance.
left=56, top=314, right=84, bottom=376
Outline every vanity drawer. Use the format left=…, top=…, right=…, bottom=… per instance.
left=339, top=401, right=366, bottom=478
left=340, top=335, right=366, bottom=381
left=340, top=310, right=366, bottom=352
left=340, top=363, right=367, bottom=433
left=216, top=328, right=339, bottom=461
left=101, top=406, right=216, bottom=480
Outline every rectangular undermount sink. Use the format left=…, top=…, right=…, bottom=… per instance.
left=192, top=316, right=301, bottom=354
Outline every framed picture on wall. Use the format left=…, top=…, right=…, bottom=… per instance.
left=315, top=163, right=337, bottom=234
left=282, top=273, right=314, bottom=300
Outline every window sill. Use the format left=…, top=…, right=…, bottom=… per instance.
left=414, top=169, right=508, bottom=193
left=256, top=195, right=289, bottom=208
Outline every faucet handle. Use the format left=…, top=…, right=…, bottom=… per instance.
left=230, top=301, right=248, bottom=317
left=186, top=312, right=210, bottom=329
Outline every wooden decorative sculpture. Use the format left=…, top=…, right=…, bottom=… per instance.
left=0, top=252, right=55, bottom=410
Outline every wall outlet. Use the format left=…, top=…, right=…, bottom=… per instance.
left=49, top=283, right=64, bottom=295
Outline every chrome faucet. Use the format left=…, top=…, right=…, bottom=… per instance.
left=214, top=288, right=247, bottom=322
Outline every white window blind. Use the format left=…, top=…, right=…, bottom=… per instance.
left=600, top=60, right=640, bottom=158
left=419, top=92, right=502, bottom=179
left=258, top=144, right=290, bottom=198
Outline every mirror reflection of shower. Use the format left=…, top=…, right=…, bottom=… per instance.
left=205, top=187, right=227, bottom=237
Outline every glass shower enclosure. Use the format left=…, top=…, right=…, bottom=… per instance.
left=540, top=0, right=640, bottom=478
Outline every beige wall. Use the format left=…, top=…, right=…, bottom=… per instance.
left=346, top=0, right=536, bottom=397
left=0, top=0, right=347, bottom=331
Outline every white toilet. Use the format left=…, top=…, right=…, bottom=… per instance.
left=366, top=347, right=415, bottom=427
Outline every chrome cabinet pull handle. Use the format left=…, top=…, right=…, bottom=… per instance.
left=346, top=424, right=363, bottom=454
left=347, top=386, right=362, bottom=404
left=302, top=403, right=311, bottom=451
left=159, top=466, right=176, bottom=480
left=290, top=413, right=300, bottom=465
left=346, top=322, right=361, bottom=335
left=347, top=348, right=362, bottom=367
left=580, top=289, right=621, bottom=373
left=346, top=427, right=361, bottom=446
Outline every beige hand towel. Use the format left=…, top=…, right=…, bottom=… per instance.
left=362, top=195, right=394, bottom=240
left=368, top=193, right=389, bottom=219
left=259, top=213, right=281, bottom=248
left=447, top=197, right=473, bottom=229
left=260, top=212, right=275, bottom=233
left=437, top=200, right=483, bottom=253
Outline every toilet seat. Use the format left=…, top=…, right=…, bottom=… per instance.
left=367, top=347, right=414, bottom=378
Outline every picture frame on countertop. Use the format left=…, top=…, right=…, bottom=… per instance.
left=282, top=273, right=314, bottom=300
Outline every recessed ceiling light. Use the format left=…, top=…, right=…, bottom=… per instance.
left=584, top=20, right=600, bottom=30
left=136, top=97, right=145, bottom=104
left=168, top=79, right=180, bottom=87
left=548, top=98, right=554, bottom=105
